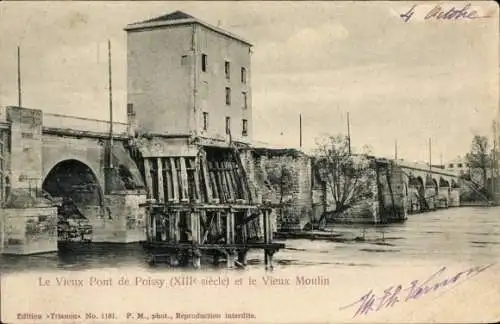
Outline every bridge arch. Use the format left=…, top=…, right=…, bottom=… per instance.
left=425, top=176, right=438, bottom=193
left=409, top=176, right=424, bottom=189
left=42, top=159, right=104, bottom=210
left=439, top=177, right=450, bottom=188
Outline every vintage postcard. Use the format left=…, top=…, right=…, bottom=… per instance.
left=0, top=1, right=499, bottom=323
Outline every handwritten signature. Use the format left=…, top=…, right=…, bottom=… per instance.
left=339, top=263, right=495, bottom=317
left=400, top=3, right=491, bottom=23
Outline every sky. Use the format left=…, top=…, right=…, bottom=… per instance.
left=0, top=1, right=498, bottom=163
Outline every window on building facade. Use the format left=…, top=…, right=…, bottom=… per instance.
left=203, top=112, right=209, bottom=131
left=242, top=92, right=248, bottom=110
left=242, top=119, right=248, bottom=136
left=448, top=164, right=454, bottom=168
left=225, top=61, right=230, bottom=80
left=201, top=54, right=207, bottom=72
left=225, top=87, right=231, bottom=105
left=127, top=103, right=135, bottom=115
left=457, top=163, right=463, bottom=168
left=181, top=55, right=188, bottom=66
left=241, top=67, right=247, bottom=84
left=225, top=117, right=231, bottom=135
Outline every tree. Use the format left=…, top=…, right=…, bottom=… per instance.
left=465, top=135, right=492, bottom=194
left=263, top=155, right=296, bottom=226
left=265, top=155, right=295, bottom=207
left=314, top=134, right=376, bottom=224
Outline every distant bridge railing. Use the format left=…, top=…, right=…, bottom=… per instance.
left=0, top=107, right=129, bottom=135
left=43, top=113, right=128, bottom=136
left=395, top=160, right=458, bottom=178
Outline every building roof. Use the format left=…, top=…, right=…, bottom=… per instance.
left=135, top=10, right=195, bottom=24
left=125, top=10, right=253, bottom=46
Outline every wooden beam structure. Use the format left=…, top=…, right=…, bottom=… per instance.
left=157, top=158, right=165, bottom=203
left=139, top=145, right=284, bottom=269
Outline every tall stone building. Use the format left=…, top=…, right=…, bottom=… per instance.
left=126, top=10, right=253, bottom=144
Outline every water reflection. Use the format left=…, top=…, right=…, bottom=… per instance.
left=1, top=207, right=499, bottom=273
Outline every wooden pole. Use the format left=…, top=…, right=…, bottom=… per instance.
left=492, top=122, right=498, bottom=199
left=394, top=140, right=398, bottom=160
left=17, top=46, right=22, bottom=107
left=299, top=113, right=302, bottom=148
left=429, top=138, right=432, bottom=171
left=157, top=158, right=165, bottom=203
left=170, top=158, right=179, bottom=202
left=108, top=40, right=114, bottom=168
left=226, top=211, right=235, bottom=268
left=0, top=212, right=4, bottom=252
left=347, top=112, right=351, bottom=155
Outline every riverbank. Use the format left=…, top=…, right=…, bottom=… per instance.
left=459, top=201, right=496, bottom=207
left=274, top=228, right=397, bottom=245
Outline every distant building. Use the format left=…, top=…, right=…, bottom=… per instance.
left=444, top=156, right=470, bottom=177
left=125, top=10, right=253, bottom=144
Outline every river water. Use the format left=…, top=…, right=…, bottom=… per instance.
left=1, top=206, right=499, bottom=273
left=1, top=206, right=499, bottom=323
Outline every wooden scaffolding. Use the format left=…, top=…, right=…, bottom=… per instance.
left=137, top=144, right=283, bottom=269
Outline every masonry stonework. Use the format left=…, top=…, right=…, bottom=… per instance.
left=0, top=106, right=148, bottom=254
left=7, top=107, right=43, bottom=193
left=0, top=206, right=58, bottom=255
left=250, top=149, right=312, bottom=231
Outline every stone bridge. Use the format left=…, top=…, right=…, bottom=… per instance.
left=346, top=157, right=462, bottom=224
left=395, top=159, right=460, bottom=211
left=0, top=106, right=466, bottom=252
left=0, top=106, right=147, bottom=254
left=295, top=155, right=464, bottom=229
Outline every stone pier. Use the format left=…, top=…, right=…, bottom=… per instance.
left=0, top=204, right=58, bottom=255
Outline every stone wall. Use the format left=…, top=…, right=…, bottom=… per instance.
left=0, top=128, right=10, bottom=205
left=249, top=149, right=312, bottom=231
left=239, top=148, right=261, bottom=204
left=449, top=189, right=460, bottom=207
left=319, top=160, right=410, bottom=224
left=378, top=163, right=407, bottom=222
left=1, top=207, right=58, bottom=255
left=6, top=107, right=43, bottom=193
left=332, top=200, right=379, bottom=224
left=322, top=166, right=379, bottom=224
left=86, top=193, right=147, bottom=243
left=1, top=106, right=149, bottom=246
left=437, top=187, right=450, bottom=208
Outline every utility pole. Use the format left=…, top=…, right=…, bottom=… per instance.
left=394, top=140, right=398, bottom=160
left=108, top=40, right=113, bottom=168
left=429, top=138, right=432, bottom=171
left=299, top=113, right=302, bottom=149
left=347, top=112, right=351, bottom=155
left=492, top=121, right=498, bottom=200
left=17, top=46, right=22, bottom=107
